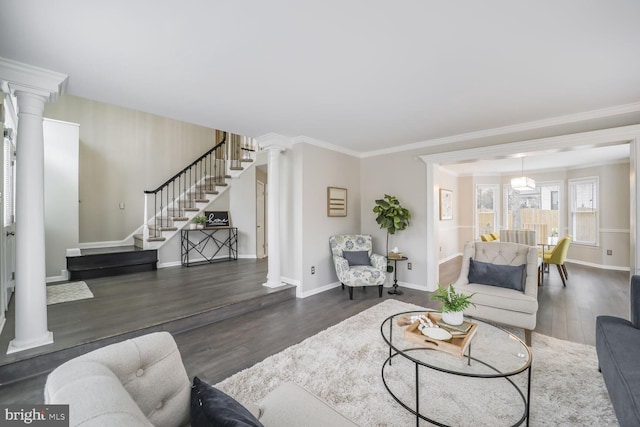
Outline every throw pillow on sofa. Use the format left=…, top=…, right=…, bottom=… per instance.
left=468, top=258, right=526, bottom=291
left=191, top=376, right=263, bottom=427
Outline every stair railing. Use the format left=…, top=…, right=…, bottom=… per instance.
left=142, top=131, right=257, bottom=246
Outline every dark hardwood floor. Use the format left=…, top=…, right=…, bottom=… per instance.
left=0, top=257, right=629, bottom=404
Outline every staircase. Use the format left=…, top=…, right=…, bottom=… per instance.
left=135, top=131, right=257, bottom=250
left=66, top=130, right=257, bottom=280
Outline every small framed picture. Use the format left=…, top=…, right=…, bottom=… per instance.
left=439, top=189, right=453, bottom=220
left=327, top=187, right=347, bottom=217
left=205, top=211, right=231, bottom=227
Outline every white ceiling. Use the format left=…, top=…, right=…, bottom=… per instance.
left=1, top=1, right=640, bottom=154
left=441, top=143, right=630, bottom=175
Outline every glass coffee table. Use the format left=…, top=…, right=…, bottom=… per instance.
left=381, top=310, right=532, bottom=427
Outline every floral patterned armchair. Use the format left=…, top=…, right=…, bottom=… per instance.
left=329, top=234, right=387, bottom=300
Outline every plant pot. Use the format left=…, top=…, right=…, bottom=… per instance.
left=189, top=224, right=197, bottom=230
left=442, top=311, right=464, bottom=326
left=196, top=224, right=204, bottom=229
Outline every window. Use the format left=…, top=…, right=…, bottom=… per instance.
left=3, top=136, right=15, bottom=226
left=504, top=182, right=561, bottom=244
left=476, top=184, right=499, bottom=235
left=569, top=177, right=598, bottom=245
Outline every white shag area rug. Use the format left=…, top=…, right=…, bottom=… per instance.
left=47, top=281, right=94, bottom=305
left=216, top=299, right=617, bottom=426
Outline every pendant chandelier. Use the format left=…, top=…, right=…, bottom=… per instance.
left=511, top=157, right=535, bottom=191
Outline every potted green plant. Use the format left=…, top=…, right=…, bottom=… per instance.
left=430, top=284, right=475, bottom=325
left=193, top=215, right=207, bottom=229
left=373, top=194, right=411, bottom=272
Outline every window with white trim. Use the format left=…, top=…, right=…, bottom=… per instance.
left=476, top=184, right=499, bottom=235
left=569, top=177, right=598, bottom=245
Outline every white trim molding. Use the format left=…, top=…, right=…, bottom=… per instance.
left=0, top=57, right=67, bottom=101
left=362, top=102, right=640, bottom=158
left=291, top=135, right=361, bottom=158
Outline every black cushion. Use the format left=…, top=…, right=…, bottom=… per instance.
left=468, top=258, right=526, bottom=291
left=342, top=250, right=370, bottom=266
left=191, top=376, right=263, bottom=427
left=631, top=275, right=640, bottom=328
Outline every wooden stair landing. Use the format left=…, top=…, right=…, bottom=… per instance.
left=66, top=246, right=157, bottom=280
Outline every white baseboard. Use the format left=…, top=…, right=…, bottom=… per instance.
left=439, top=253, right=463, bottom=264
left=78, top=240, right=130, bottom=249
left=46, top=269, right=70, bottom=283
left=238, top=254, right=257, bottom=259
left=396, top=281, right=433, bottom=292
left=298, top=281, right=341, bottom=298
left=565, top=258, right=630, bottom=272
left=157, top=260, right=182, bottom=269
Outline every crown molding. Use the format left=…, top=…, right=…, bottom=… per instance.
left=291, top=135, right=361, bottom=158
left=420, top=124, right=640, bottom=165
left=256, top=132, right=293, bottom=151
left=0, top=57, right=68, bottom=102
left=362, top=102, right=640, bottom=158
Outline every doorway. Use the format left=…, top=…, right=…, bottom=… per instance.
left=256, top=180, right=267, bottom=258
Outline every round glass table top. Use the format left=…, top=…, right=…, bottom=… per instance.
left=381, top=310, right=531, bottom=377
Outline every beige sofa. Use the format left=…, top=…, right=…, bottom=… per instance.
left=453, top=241, right=539, bottom=345
left=44, top=332, right=357, bottom=427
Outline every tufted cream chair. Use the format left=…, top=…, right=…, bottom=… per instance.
left=45, top=332, right=191, bottom=427
left=453, top=241, right=539, bottom=345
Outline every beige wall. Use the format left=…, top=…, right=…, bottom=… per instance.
left=301, top=144, right=361, bottom=295
left=44, top=95, right=218, bottom=243
left=360, top=151, right=427, bottom=289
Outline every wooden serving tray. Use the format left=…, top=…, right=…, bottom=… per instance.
left=400, top=312, right=478, bottom=357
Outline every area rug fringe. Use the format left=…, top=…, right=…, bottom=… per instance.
left=215, top=299, right=617, bottom=426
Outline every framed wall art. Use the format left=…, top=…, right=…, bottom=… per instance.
left=439, top=188, right=453, bottom=220
left=327, top=187, right=347, bottom=217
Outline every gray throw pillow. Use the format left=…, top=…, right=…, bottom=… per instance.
left=342, top=250, right=370, bottom=266
left=468, top=258, right=526, bottom=291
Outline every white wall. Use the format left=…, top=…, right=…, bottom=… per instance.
left=158, top=189, right=230, bottom=266
left=44, top=119, right=79, bottom=280
left=280, top=144, right=303, bottom=286
left=230, top=165, right=257, bottom=257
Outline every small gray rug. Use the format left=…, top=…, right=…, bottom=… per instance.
left=47, top=281, right=94, bottom=305
left=216, top=299, right=617, bottom=426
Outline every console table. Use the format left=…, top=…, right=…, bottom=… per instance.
left=181, top=227, right=238, bottom=267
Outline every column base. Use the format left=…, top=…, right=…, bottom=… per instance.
left=7, top=331, right=54, bottom=355
left=263, top=280, right=286, bottom=288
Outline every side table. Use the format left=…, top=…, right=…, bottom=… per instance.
left=388, top=256, right=408, bottom=295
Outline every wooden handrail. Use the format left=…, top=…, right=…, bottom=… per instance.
left=144, top=132, right=227, bottom=195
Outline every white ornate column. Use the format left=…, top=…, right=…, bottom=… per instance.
left=257, top=134, right=291, bottom=288
left=8, top=91, right=53, bottom=353
left=1, top=57, right=67, bottom=353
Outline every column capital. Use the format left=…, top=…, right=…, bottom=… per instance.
left=256, top=133, right=292, bottom=152
left=0, top=57, right=67, bottom=102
